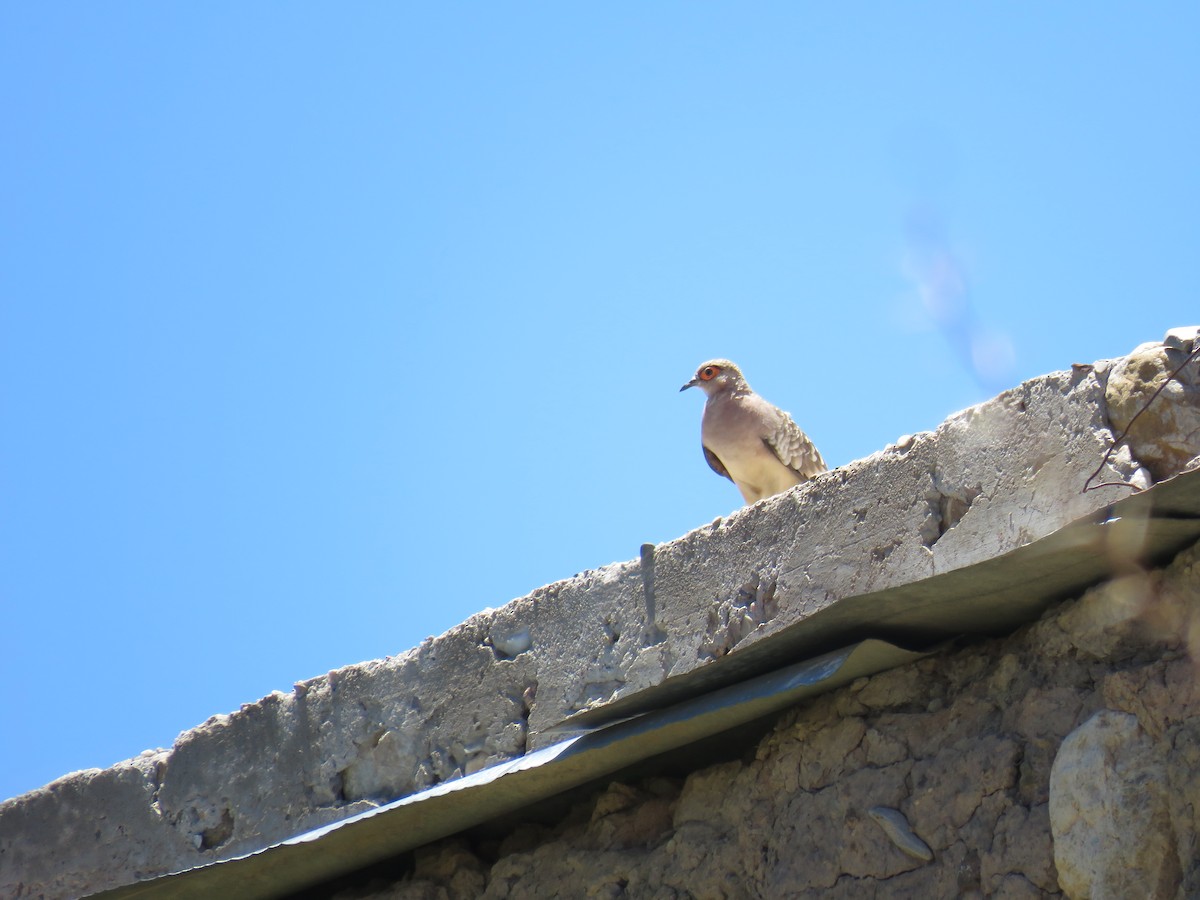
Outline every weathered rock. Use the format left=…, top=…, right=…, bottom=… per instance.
left=1049, top=711, right=1180, bottom=899
left=1106, top=326, right=1200, bottom=482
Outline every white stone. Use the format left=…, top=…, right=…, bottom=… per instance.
left=1049, top=710, right=1180, bottom=899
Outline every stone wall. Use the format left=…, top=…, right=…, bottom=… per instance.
left=343, top=539, right=1200, bottom=899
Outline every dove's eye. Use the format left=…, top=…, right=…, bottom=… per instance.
left=700, top=365, right=721, bottom=381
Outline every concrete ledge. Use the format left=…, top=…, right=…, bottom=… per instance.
left=2, top=329, right=1197, bottom=900
left=534, top=360, right=1148, bottom=733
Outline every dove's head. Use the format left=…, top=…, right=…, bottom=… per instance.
left=680, top=359, right=748, bottom=398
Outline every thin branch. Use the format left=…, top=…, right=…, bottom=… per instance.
left=1083, top=342, right=1200, bottom=493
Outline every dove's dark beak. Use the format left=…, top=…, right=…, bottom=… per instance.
left=680, top=379, right=698, bottom=392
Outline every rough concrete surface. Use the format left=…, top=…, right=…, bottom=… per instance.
left=1, top=330, right=1198, bottom=899
left=333, top=538, right=1200, bottom=899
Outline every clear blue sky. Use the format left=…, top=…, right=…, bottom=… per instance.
left=2, top=5, right=1197, bottom=804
